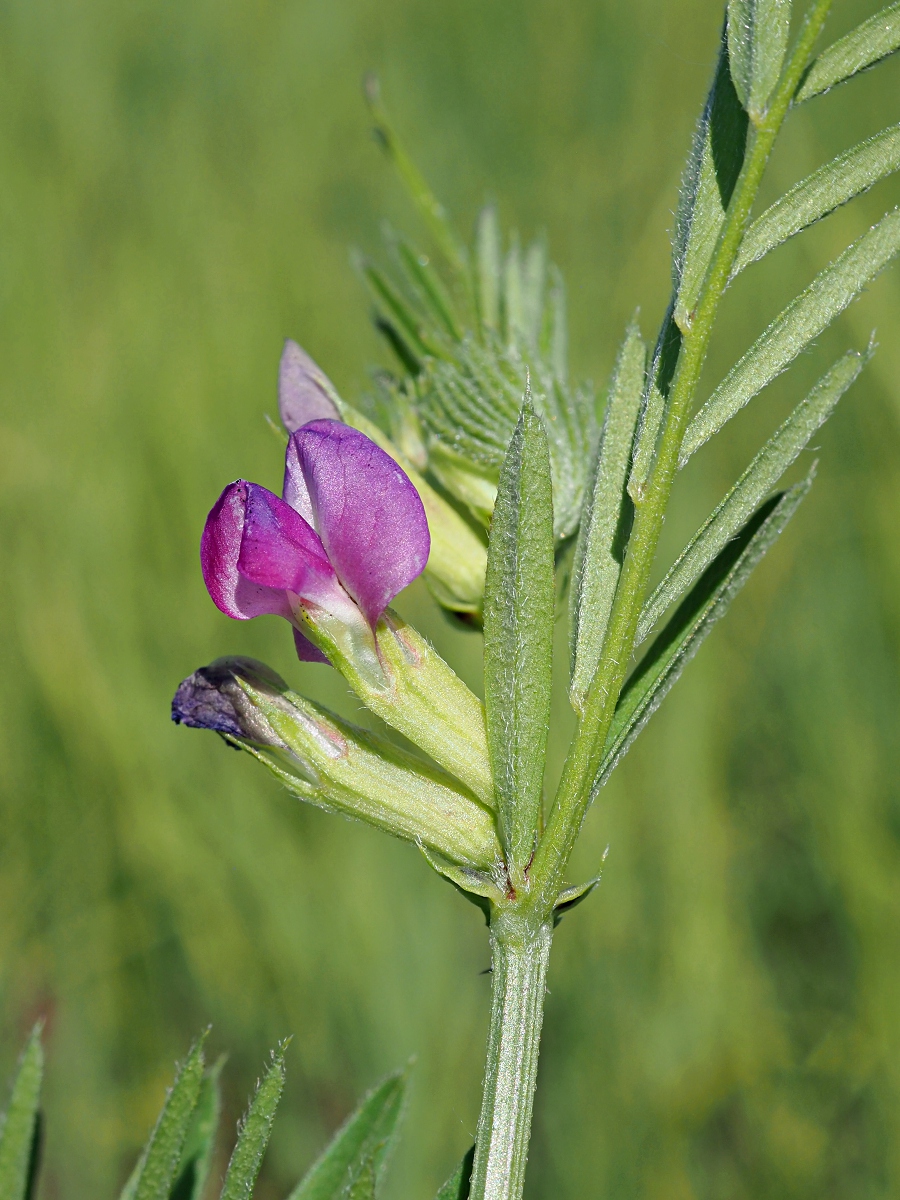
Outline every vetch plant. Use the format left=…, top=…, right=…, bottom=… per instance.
left=159, top=2, right=900, bottom=1197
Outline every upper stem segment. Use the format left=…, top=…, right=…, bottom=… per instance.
left=529, top=0, right=833, bottom=916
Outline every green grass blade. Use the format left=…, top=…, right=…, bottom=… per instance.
left=287, top=1070, right=407, bottom=1200
left=595, top=477, right=813, bottom=790
left=475, top=205, right=501, bottom=333
left=638, top=349, right=867, bottom=645
left=673, top=31, right=749, bottom=331
left=0, top=1024, right=43, bottom=1200
left=797, top=1, right=900, bottom=102
left=435, top=1146, right=475, bottom=1200
left=170, top=1057, right=224, bottom=1200
left=727, top=0, right=791, bottom=116
left=483, top=403, right=555, bottom=880
left=682, top=207, right=900, bottom=461
left=569, top=320, right=646, bottom=711
left=121, top=1035, right=207, bottom=1200
left=218, top=1043, right=288, bottom=1200
left=735, top=123, right=900, bottom=272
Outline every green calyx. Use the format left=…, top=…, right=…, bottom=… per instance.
left=217, top=659, right=502, bottom=871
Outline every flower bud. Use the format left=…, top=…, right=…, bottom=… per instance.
left=173, top=657, right=501, bottom=870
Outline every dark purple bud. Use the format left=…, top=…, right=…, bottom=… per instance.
left=278, top=339, right=340, bottom=432
left=285, top=420, right=431, bottom=627
left=172, top=657, right=289, bottom=745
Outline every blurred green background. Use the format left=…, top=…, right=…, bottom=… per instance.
left=2, top=0, right=900, bottom=1195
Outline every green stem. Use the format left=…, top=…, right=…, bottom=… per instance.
left=529, top=0, right=833, bottom=915
left=469, top=8, right=834, bottom=1198
left=469, top=914, right=553, bottom=1200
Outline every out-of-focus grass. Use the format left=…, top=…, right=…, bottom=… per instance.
left=1, top=1, right=899, bottom=1196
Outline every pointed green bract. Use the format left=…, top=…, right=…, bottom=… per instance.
left=287, top=1071, right=406, bottom=1200
left=673, top=33, right=749, bottom=331
left=727, top=0, right=792, bottom=116
left=483, top=405, right=555, bottom=884
left=171, top=1058, right=223, bottom=1200
left=219, top=1044, right=287, bottom=1200
left=638, top=348, right=867, bottom=644
left=595, top=476, right=813, bottom=791
left=797, top=1, right=900, bottom=103
left=553, top=871, right=604, bottom=927
left=569, top=321, right=646, bottom=711
left=734, top=123, right=900, bottom=273
left=0, top=1025, right=43, bottom=1200
left=435, top=1146, right=475, bottom=1200
left=120, top=1036, right=207, bottom=1200
left=682, top=207, right=900, bottom=462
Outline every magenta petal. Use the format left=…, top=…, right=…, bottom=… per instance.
left=282, top=434, right=314, bottom=524
left=278, top=339, right=340, bottom=432
left=202, top=482, right=294, bottom=621
left=293, top=626, right=330, bottom=664
left=237, top=484, right=341, bottom=609
left=289, top=421, right=431, bottom=626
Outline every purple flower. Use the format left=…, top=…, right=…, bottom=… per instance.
left=202, top=419, right=431, bottom=662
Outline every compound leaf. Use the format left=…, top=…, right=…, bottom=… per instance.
left=735, top=123, right=900, bottom=272
left=287, top=1071, right=407, bottom=1200
left=682, top=206, right=900, bottom=461
left=595, top=476, right=812, bottom=790
left=639, top=347, right=867, bottom=643
left=797, top=1, right=900, bottom=102
left=570, top=320, right=646, bottom=710
left=0, top=1025, right=43, bottom=1200
left=483, top=404, right=555, bottom=878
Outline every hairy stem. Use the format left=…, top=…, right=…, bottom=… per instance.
left=469, top=914, right=553, bottom=1200
left=529, top=0, right=833, bottom=915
